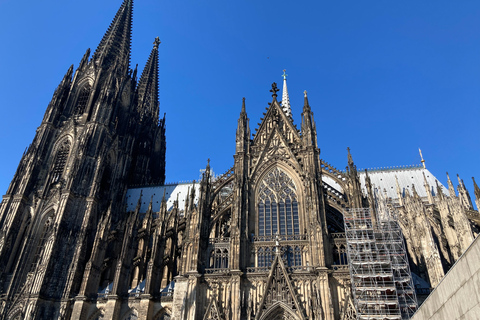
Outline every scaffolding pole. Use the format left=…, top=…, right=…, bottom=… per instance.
left=344, top=208, right=417, bottom=320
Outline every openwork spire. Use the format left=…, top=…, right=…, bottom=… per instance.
left=93, top=0, right=133, bottom=71
left=281, top=69, right=292, bottom=117
left=137, top=37, right=160, bottom=122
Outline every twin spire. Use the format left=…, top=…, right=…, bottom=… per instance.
left=137, top=37, right=161, bottom=122
left=93, top=0, right=134, bottom=71
left=91, top=0, right=160, bottom=122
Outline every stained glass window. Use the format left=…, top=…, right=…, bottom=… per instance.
left=257, top=168, right=299, bottom=236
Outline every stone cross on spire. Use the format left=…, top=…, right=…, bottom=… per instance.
left=281, top=69, right=292, bottom=117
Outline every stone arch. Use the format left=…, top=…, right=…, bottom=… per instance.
left=74, top=78, right=94, bottom=115
left=253, top=165, right=304, bottom=237
left=50, top=137, right=72, bottom=184
left=30, top=209, right=56, bottom=272
left=259, top=301, right=301, bottom=320
left=7, top=305, right=24, bottom=320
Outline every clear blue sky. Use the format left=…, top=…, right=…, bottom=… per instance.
left=0, top=0, right=479, bottom=198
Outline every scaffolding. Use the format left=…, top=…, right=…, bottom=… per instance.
left=344, top=208, right=417, bottom=320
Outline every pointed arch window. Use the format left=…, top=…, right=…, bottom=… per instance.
left=75, top=84, right=91, bottom=115
left=51, top=140, right=70, bottom=183
left=257, top=168, right=299, bottom=236
left=30, top=215, right=54, bottom=272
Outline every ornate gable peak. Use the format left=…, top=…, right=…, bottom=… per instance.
left=256, top=251, right=305, bottom=320
left=253, top=98, right=300, bottom=147
left=203, top=297, right=223, bottom=320
left=250, top=126, right=302, bottom=183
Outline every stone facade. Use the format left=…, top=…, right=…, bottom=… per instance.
left=0, top=1, right=479, bottom=320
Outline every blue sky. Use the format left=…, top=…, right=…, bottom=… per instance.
left=0, top=0, right=479, bottom=198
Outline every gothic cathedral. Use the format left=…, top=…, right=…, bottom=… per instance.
left=1, top=1, right=479, bottom=320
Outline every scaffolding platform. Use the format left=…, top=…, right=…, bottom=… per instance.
left=344, top=208, right=417, bottom=320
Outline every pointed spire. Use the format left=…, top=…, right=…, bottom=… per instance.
left=137, top=37, right=160, bottom=122
left=435, top=180, right=444, bottom=200
left=473, top=177, right=480, bottom=198
left=236, top=97, right=250, bottom=153
left=240, top=97, right=247, bottom=116
left=281, top=70, right=291, bottom=117
left=347, top=147, right=354, bottom=168
left=78, top=48, right=91, bottom=71
left=92, top=0, right=133, bottom=72
left=446, top=172, right=456, bottom=197
left=419, top=148, right=426, bottom=168
left=423, top=172, right=434, bottom=204
left=457, top=174, right=465, bottom=188
left=303, top=90, right=311, bottom=111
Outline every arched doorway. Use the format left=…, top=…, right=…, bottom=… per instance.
left=259, top=302, right=302, bottom=320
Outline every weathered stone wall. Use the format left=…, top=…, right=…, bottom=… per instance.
left=411, top=236, right=480, bottom=320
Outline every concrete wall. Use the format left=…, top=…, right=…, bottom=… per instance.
left=411, top=236, right=480, bottom=320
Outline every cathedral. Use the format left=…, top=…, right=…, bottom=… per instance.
left=1, top=1, right=479, bottom=319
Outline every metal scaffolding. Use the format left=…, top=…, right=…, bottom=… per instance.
left=344, top=208, right=417, bottom=320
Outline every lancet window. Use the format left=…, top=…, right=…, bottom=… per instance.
left=254, top=168, right=305, bottom=269
left=51, top=140, right=70, bottom=183
left=75, top=85, right=91, bottom=115
left=257, top=168, right=300, bottom=236
left=30, top=215, right=54, bottom=272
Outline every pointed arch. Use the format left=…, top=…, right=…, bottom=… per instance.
left=255, top=167, right=301, bottom=237
left=75, top=82, right=92, bottom=115
left=259, top=301, right=301, bottom=320
left=30, top=210, right=55, bottom=272
left=50, top=138, right=72, bottom=184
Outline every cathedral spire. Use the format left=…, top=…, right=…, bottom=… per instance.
left=137, top=37, right=160, bottom=122
left=281, top=69, right=292, bottom=117
left=92, top=0, right=133, bottom=71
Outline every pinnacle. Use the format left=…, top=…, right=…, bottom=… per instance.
left=137, top=37, right=160, bottom=122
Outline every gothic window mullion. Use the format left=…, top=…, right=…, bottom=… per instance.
left=271, top=197, right=278, bottom=236
left=279, top=201, right=286, bottom=235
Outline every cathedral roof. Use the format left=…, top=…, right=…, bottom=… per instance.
left=358, top=165, right=448, bottom=200
left=126, top=182, right=200, bottom=213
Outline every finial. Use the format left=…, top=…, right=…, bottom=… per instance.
left=304, top=90, right=307, bottom=98
left=419, top=148, right=426, bottom=168
left=270, top=82, right=279, bottom=99
left=153, top=37, right=161, bottom=49
left=282, top=69, right=288, bottom=80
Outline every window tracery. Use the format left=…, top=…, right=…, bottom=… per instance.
left=51, top=140, right=70, bottom=183
left=257, top=168, right=299, bottom=236
left=255, top=168, right=305, bottom=269
left=75, top=85, right=91, bottom=115
left=30, top=215, right=54, bottom=272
